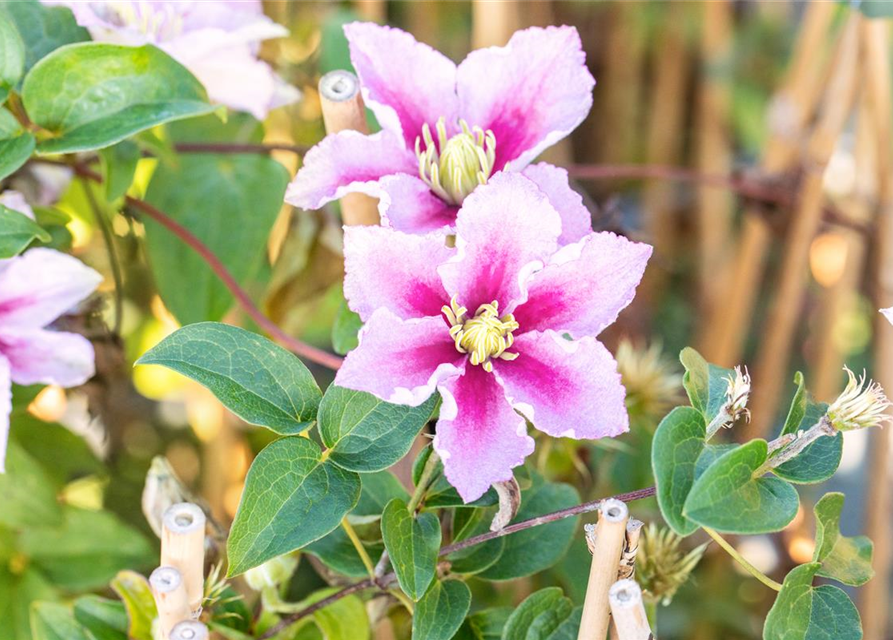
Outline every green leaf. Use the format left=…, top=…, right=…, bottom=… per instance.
left=10, top=415, right=104, bottom=486
left=412, top=580, right=472, bottom=640
left=684, top=440, right=799, bottom=534
left=0, top=568, right=58, bottom=640
left=227, top=437, right=361, bottom=576
left=109, top=571, right=156, bottom=640
left=305, top=588, right=371, bottom=640
left=679, top=347, right=733, bottom=424
left=772, top=373, right=841, bottom=484
left=319, top=386, right=436, bottom=473
left=30, top=602, right=91, bottom=640
left=21, top=507, right=154, bottom=591
left=143, top=115, right=289, bottom=324
left=0, top=108, right=36, bottom=182
left=0, top=205, right=50, bottom=258
left=99, top=141, right=140, bottom=202
left=303, top=526, right=384, bottom=579
left=764, top=563, right=862, bottom=640
left=652, top=406, right=706, bottom=536
left=137, top=322, right=321, bottom=435
left=457, top=608, right=513, bottom=640
left=23, top=43, right=215, bottom=154
left=381, top=499, right=442, bottom=601
left=479, top=475, right=579, bottom=580
left=813, top=493, right=873, bottom=587
left=352, top=470, right=410, bottom=522
left=73, top=596, right=128, bottom=640
left=859, top=0, right=893, bottom=18
left=2, top=1, right=89, bottom=76
left=0, top=440, right=63, bottom=528
left=448, top=509, right=506, bottom=575
left=0, top=17, right=24, bottom=100
left=332, top=299, right=362, bottom=355
left=502, top=588, right=581, bottom=640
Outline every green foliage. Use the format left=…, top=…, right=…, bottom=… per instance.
left=0, top=441, right=63, bottom=528
left=1, top=1, right=89, bottom=76
left=679, top=347, right=733, bottom=425
left=99, top=141, right=140, bottom=202
left=332, top=300, right=362, bottom=355
left=73, top=596, right=128, bottom=640
left=858, top=0, right=893, bottom=18
left=0, top=569, right=58, bottom=640
left=22, top=43, right=215, bottom=154
left=684, top=440, right=799, bottom=534
left=227, top=437, right=361, bottom=576
left=447, top=509, right=506, bottom=575
left=319, top=386, right=436, bottom=472
left=456, top=608, right=513, bottom=640
left=381, top=499, right=441, bottom=601
left=0, top=17, right=24, bottom=103
left=0, top=108, right=36, bottom=182
left=30, top=602, right=92, bottom=640
left=109, top=571, right=156, bottom=640
left=143, top=115, right=289, bottom=324
left=764, top=563, right=862, bottom=640
left=138, top=322, right=322, bottom=435
left=813, top=493, right=873, bottom=587
left=652, top=406, right=706, bottom=536
left=412, top=580, right=472, bottom=640
left=302, top=588, right=371, bottom=640
left=0, top=204, right=50, bottom=259
left=501, top=587, right=581, bottom=640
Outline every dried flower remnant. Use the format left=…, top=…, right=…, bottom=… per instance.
left=636, top=523, right=707, bottom=606
left=287, top=22, right=595, bottom=244
left=616, top=339, right=682, bottom=423
left=335, top=173, right=651, bottom=502
left=244, top=555, right=299, bottom=592
left=705, top=365, right=751, bottom=438
left=826, top=367, right=893, bottom=432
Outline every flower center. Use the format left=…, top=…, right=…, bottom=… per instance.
left=443, top=296, right=519, bottom=372
left=416, top=117, right=496, bottom=205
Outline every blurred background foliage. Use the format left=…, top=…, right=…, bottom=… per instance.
left=4, top=2, right=893, bottom=639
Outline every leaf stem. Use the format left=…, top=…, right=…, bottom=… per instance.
left=340, top=517, right=376, bottom=579
left=756, top=417, right=836, bottom=476
left=389, top=588, right=415, bottom=614
left=702, top=526, right=782, bottom=592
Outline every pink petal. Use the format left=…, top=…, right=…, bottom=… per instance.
left=457, top=26, right=595, bottom=171
left=882, top=308, right=893, bottom=325
left=0, top=191, right=35, bottom=220
left=434, top=365, right=534, bottom=502
left=285, top=130, right=415, bottom=210
left=513, top=232, right=652, bottom=338
left=0, top=355, right=9, bottom=473
left=335, top=309, right=464, bottom=406
left=0, top=327, right=95, bottom=387
left=522, top=163, right=591, bottom=246
left=496, top=331, right=628, bottom=440
left=378, top=174, right=458, bottom=235
left=438, top=172, right=561, bottom=313
left=0, top=248, right=102, bottom=329
left=343, top=225, right=453, bottom=322
left=345, top=22, right=459, bottom=147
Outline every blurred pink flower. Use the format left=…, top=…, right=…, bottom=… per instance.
left=335, top=173, right=651, bottom=501
left=0, top=248, right=102, bottom=472
left=46, top=0, right=300, bottom=119
left=287, top=22, right=595, bottom=243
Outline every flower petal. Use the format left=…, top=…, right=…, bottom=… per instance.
left=345, top=22, right=459, bottom=147
left=378, top=174, right=458, bottom=235
left=344, top=225, right=453, bottom=322
left=285, top=130, right=415, bottom=210
left=522, top=163, right=591, bottom=246
left=0, top=355, right=9, bottom=473
left=496, top=331, right=628, bottom=440
left=0, top=327, right=95, bottom=387
left=434, top=365, right=534, bottom=502
left=513, top=232, right=652, bottom=338
left=0, top=191, right=35, bottom=220
left=882, top=307, right=893, bottom=325
left=0, top=248, right=102, bottom=329
left=335, top=309, right=464, bottom=406
left=438, top=172, right=561, bottom=312
left=457, top=26, right=595, bottom=171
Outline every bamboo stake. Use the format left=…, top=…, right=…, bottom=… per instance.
left=618, top=519, right=644, bottom=581
left=318, top=70, right=379, bottom=227
left=747, top=15, right=861, bottom=438
left=578, top=499, right=630, bottom=640
left=694, top=0, right=735, bottom=316
left=150, top=567, right=190, bottom=640
left=471, top=0, right=519, bottom=49
left=860, top=19, right=893, bottom=640
left=609, top=579, right=653, bottom=640
left=354, top=0, right=385, bottom=23
left=161, top=503, right=206, bottom=614
left=170, top=621, right=209, bottom=640
left=701, top=1, right=837, bottom=366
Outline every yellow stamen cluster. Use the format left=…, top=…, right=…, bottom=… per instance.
left=416, top=117, right=496, bottom=205
left=443, top=296, right=518, bottom=372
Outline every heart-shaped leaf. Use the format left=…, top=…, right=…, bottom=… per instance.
left=679, top=347, right=734, bottom=425
left=813, top=492, right=873, bottom=586
left=227, top=437, right=361, bottom=575
left=412, top=580, right=471, bottom=640
left=381, top=498, right=442, bottom=600
left=652, top=406, right=707, bottom=536
left=2, top=1, right=89, bottom=76
left=502, top=587, right=581, bottom=640
left=0, top=204, right=50, bottom=258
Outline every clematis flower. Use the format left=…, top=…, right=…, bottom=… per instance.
left=45, top=0, right=300, bottom=120
left=287, top=22, right=595, bottom=243
left=335, top=173, right=652, bottom=501
left=0, top=248, right=102, bottom=472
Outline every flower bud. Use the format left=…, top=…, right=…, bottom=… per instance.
left=244, top=555, right=298, bottom=592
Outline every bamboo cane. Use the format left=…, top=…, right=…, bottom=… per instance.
left=609, top=579, right=653, bottom=640
left=860, top=19, right=893, bottom=640
left=578, top=499, right=630, bottom=640
left=170, top=621, right=209, bottom=640
left=161, top=503, right=206, bottom=614
left=354, top=0, right=385, bottom=23
left=150, top=566, right=190, bottom=640
left=318, top=70, right=379, bottom=227
left=701, top=1, right=837, bottom=366
left=746, top=15, right=861, bottom=439
left=471, top=0, right=519, bottom=48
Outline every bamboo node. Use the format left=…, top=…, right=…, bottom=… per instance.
left=319, top=70, right=361, bottom=104
left=170, top=620, right=209, bottom=640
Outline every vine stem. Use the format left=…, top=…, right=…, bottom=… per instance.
left=702, top=526, right=783, bottom=592
left=82, top=179, right=124, bottom=335
left=173, top=141, right=308, bottom=155
left=68, top=163, right=344, bottom=371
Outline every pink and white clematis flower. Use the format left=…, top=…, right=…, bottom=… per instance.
left=336, top=173, right=652, bottom=502
left=45, top=0, right=300, bottom=120
left=0, top=248, right=102, bottom=472
left=287, top=22, right=595, bottom=243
